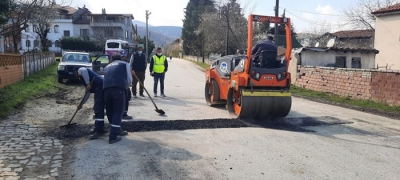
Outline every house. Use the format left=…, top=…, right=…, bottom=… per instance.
left=90, top=8, right=135, bottom=46
left=20, top=5, right=91, bottom=53
left=372, top=3, right=400, bottom=70
left=294, top=29, right=379, bottom=69
left=296, top=33, right=316, bottom=47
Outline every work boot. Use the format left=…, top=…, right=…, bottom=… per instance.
left=161, top=93, right=166, bottom=97
left=133, top=94, right=137, bottom=98
left=154, top=93, right=157, bottom=97
left=122, top=113, right=133, bottom=120
left=109, top=137, right=122, bottom=144
left=89, top=131, right=105, bottom=140
left=140, top=93, right=145, bottom=97
left=120, top=131, right=128, bottom=136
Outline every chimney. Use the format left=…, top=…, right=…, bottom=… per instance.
left=102, top=8, right=106, bottom=14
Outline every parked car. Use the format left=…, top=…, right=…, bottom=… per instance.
left=56, top=52, right=92, bottom=83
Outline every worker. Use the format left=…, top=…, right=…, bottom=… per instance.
left=72, top=66, right=105, bottom=139
left=130, top=46, right=147, bottom=98
left=103, top=53, right=132, bottom=144
left=149, top=47, right=168, bottom=97
left=251, top=35, right=277, bottom=66
left=121, top=50, right=133, bottom=120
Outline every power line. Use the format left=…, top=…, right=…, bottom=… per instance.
left=286, top=10, right=344, bottom=27
left=280, top=7, right=351, bottom=17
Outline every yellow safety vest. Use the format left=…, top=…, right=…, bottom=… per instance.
left=153, top=55, right=166, bottom=73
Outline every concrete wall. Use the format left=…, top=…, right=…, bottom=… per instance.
left=300, top=50, right=376, bottom=69
left=374, top=14, right=400, bottom=70
left=294, top=66, right=400, bottom=106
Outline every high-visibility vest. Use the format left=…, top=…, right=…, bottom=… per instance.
left=152, top=55, right=166, bottom=73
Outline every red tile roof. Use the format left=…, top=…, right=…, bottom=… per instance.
left=332, top=29, right=375, bottom=38
left=372, top=3, right=400, bottom=14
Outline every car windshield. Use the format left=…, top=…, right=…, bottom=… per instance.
left=62, top=54, right=91, bottom=63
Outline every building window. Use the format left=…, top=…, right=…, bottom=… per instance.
left=335, top=56, right=346, bottom=68
left=80, top=29, right=89, bottom=37
left=26, top=40, right=31, bottom=47
left=33, top=25, right=38, bottom=32
left=34, top=40, right=39, bottom=47
left=55, top=40, right=61, bottom=48
left=351, top=57, right=361, bottom=68
left=47, top=40, right=52, bottom=47
left=64, top=30, right=70, bottom=37
left=54, top=25, right=59, bottom=33
left=125, top=30, right=128, bottom=39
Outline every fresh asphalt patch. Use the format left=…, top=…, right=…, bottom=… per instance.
left=42, top=116, right=354, bottom=141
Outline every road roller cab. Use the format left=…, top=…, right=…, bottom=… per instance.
left=205, top=14, right=292, bottom=120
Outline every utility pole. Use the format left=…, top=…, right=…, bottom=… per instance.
left=145, top=10, right=151, bottom=62
left=274, top=0, right=279, bottom=43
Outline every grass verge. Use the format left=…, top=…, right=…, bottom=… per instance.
left=182, top=58, right=210, bottom=69
left=0, top=62, right=60, bottom=118
left=291, top=85, right=400, bottom=115
left=187, top=57, right=400, bottom=116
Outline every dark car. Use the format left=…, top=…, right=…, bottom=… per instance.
left=56, top=52, right=92, bottom=83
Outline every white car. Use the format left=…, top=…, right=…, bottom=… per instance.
left=56, top=52, right=92, bottom=83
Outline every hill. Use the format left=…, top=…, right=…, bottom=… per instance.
left=132, top=20, right=182, bottom=46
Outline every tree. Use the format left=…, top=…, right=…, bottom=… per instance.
left=91, top=18, right=117, bottom=50
left=182, top=0, right=215, bottom=56
left=342, top=0, right=400, bottom=29
left=0, top=0, right=37, bottom=53
left=0, top=0, right=11, bottom=26
left=31, top=0, right=72, bottom=52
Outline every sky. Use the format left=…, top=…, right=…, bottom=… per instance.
left=65, top=0, right=356, bottom=32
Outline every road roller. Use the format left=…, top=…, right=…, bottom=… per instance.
left=205, top=14, right=292, bottom=120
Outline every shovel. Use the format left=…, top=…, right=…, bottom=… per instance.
left=60, top=91, right=90, bottom=128
left=60, top=78, right=95, bottom=128
left=132, top=73, right=165, bottom=115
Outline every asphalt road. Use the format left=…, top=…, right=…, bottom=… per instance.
left=66, top=58, right=400, bottom=180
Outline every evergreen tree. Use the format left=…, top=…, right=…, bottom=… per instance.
left=182, top=0, right=215, bottom=56
left=0, top=0, right=11, bottom=26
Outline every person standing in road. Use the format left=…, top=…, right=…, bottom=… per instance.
left=73, top=66, right=105, bottom=139
left=130, top=46, right=147, bottom=98
left=121, top=50, right=133, bottom=120
left=103, top=53, right=132, bottom=144
left=150, top=47, right=168, bottom=97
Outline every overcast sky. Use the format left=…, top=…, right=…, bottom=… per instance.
left=65, top=0, right=356, bottom=32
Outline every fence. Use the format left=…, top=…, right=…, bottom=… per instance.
left=0, top=52, right=55, bottom=89
left=184, top=53, right=222, bottom=65
left=22, top=52, right=55, bottom=78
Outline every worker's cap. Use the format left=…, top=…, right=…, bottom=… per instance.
left=120, top=49, right=127, bottom=57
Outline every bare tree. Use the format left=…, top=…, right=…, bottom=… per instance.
left=342, top=0, right=400, bottom=29
left=0, top=0, right=37, bottom=53
left=91, top=20, right=116, bottom=49
left=30, top=0, right=72, bottom=52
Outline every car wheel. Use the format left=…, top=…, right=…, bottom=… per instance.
left=58, top=76, right=63, bottom=83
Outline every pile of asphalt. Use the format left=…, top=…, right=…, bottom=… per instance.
left=41, top=118, right=248, bottom=141
left=121, top=118, right=249, bottom=132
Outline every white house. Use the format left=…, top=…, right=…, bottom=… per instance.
left=20, top=5, right=91, bottom=53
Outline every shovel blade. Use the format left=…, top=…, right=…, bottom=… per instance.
left=155, top=109, right=165, bottom=115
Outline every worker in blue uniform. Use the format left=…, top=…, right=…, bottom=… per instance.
left=73, top=66, right=106, bottom=139
left=103, top=53, right=133, bottom=144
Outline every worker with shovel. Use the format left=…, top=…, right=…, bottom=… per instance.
left=73, top=66, right=106, bottom=139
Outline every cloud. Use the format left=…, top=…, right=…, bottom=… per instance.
left=316, top=4, right=335, bottom=15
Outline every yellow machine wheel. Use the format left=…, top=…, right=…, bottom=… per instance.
left=227, top=88, right=292, bottom=120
